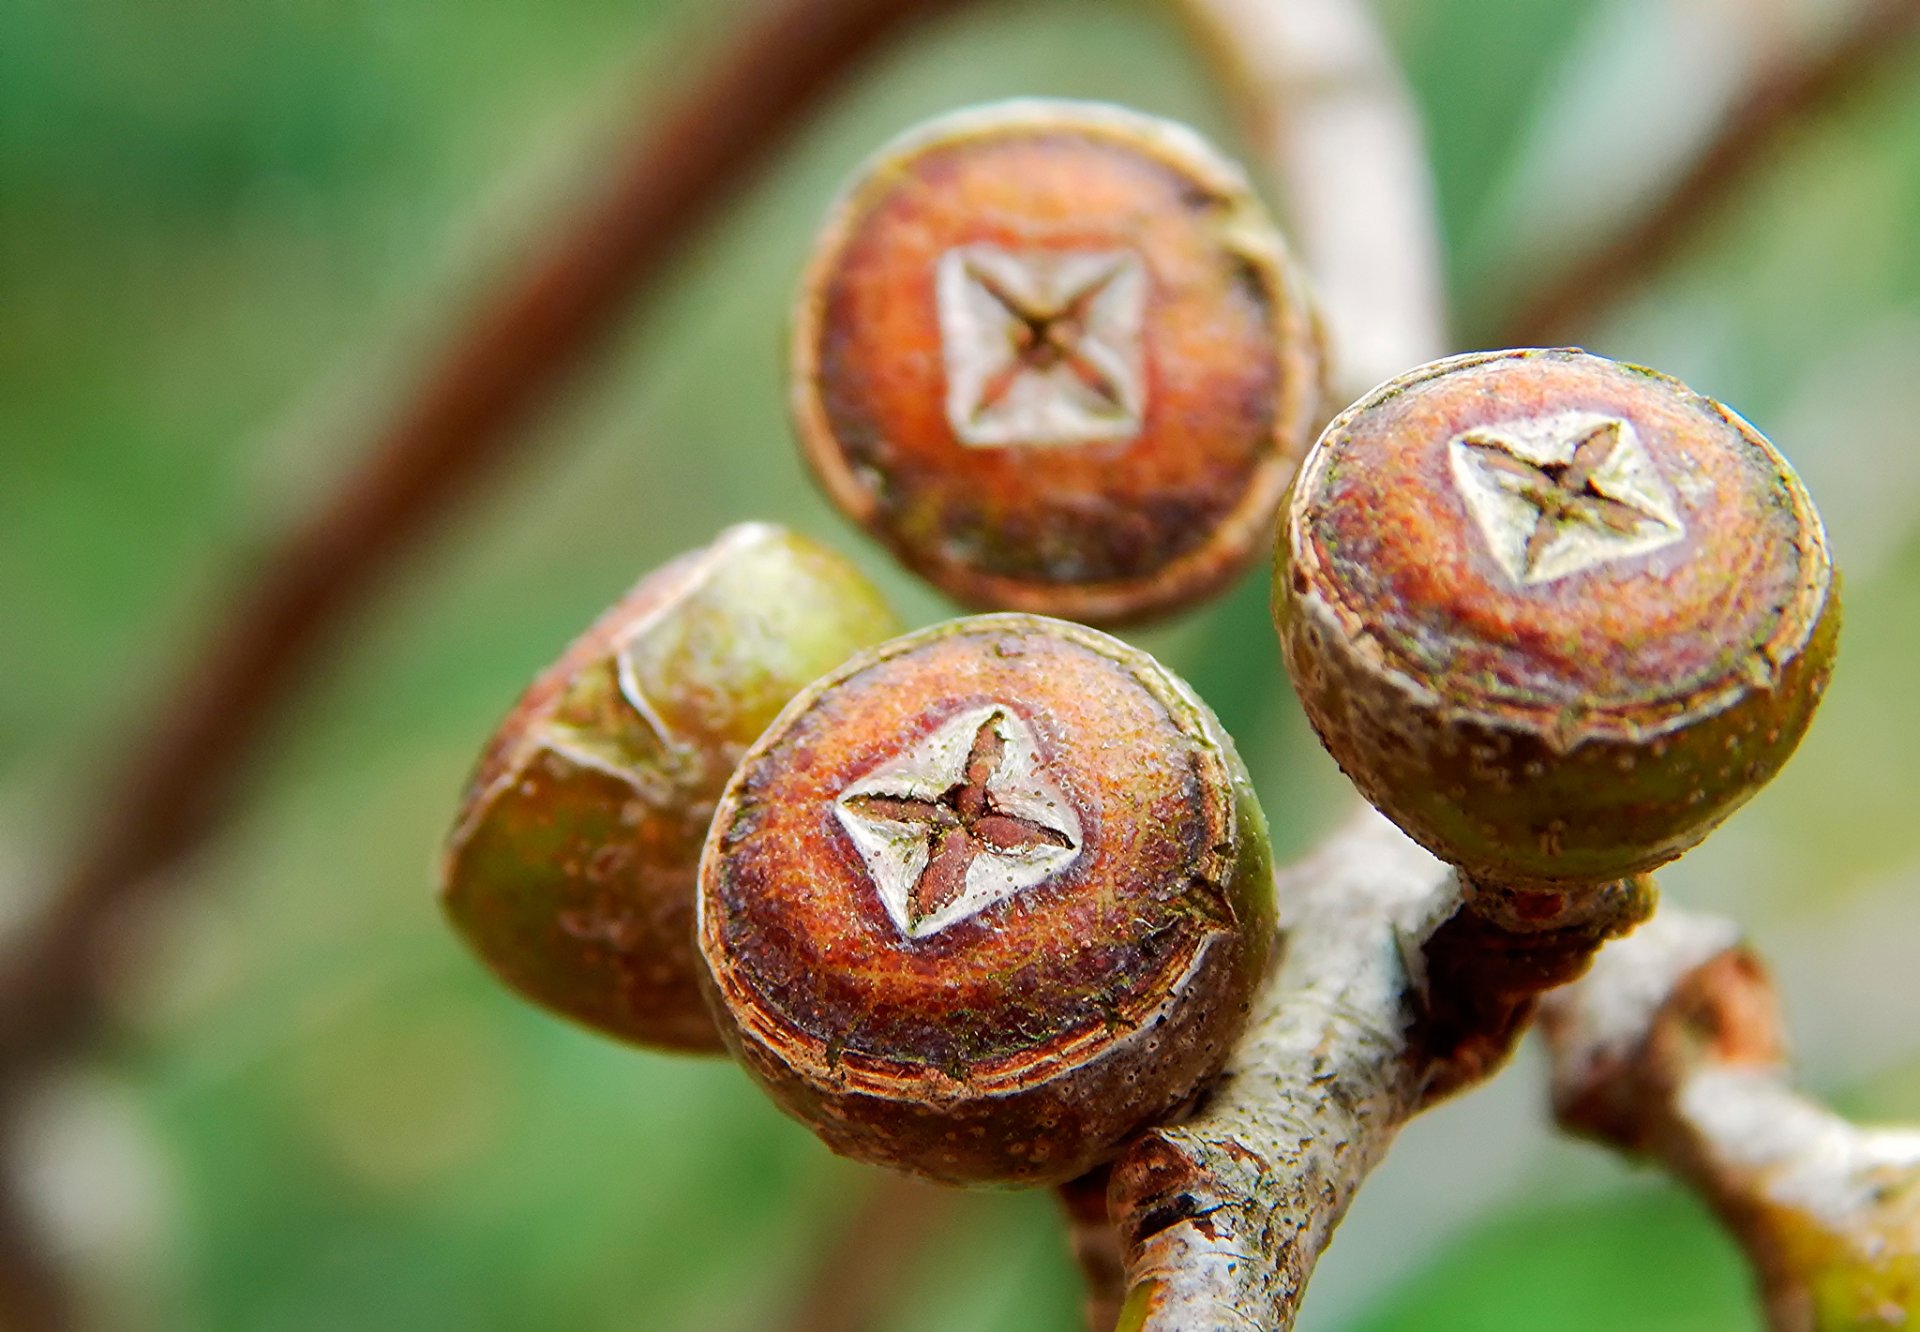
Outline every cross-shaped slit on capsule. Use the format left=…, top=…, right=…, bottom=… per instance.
left=959, top=255, right=1131, bottom=422
left=839, top=710, right=1074, bottom=927
left=1458, top=420, right=1670, bottom=581
left=936, top=246, right=1146, bottom=448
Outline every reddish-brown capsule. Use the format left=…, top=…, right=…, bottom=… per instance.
left=1275, top=348, right=1839, bottom=888
left=697, top=614, right=1275, bottom=1185
left=791, top=99, right=1326, bottom=626
left=441, top=524, right=899, bottom=1052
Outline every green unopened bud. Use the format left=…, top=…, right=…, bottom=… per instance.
left=441, top=523, right=900, bottom=1052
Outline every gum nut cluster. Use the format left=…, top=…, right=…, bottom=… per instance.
left=696, top=614, right=1275, bottom=1186
left=441, top=524, right=900, bottom=1052
left=1274, top=347, right=1839, bottom=889
left=791, top=98, right=1327, bottom=626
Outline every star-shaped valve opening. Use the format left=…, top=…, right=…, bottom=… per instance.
left=1448, top=410, right=1687, bottom=586
left=936, top=245, right=1147, bottom=449
left=834, top=704, right=1083, bottom=940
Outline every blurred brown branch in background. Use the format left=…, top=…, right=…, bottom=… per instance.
left=1059, top=1166, right=1126, bottom=1332
left=0, top=1170, right=64, bottom=1332
left=783, top=1171, right=958, bottom=1332
left=1495, top=0, right=1920, bottom=347
left=0, top=0, right=966, bottom=1093
left=1542, top=911, right=1920, bottom=1331
left=0, top=0, right=968, bottom=1323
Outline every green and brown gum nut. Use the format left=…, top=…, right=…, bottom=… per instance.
left=1275, top=347, right=1839, bottom=888
left=441, top=523, right=899, bottom=1053
left=697, top=614, right=1275, bottom=1186
left=791, top=99, right=1326, bottom=626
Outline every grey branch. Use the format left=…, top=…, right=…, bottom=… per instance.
left=1542, top=909, right=1920, bottom=1331
left=1107, top=809, right=1458, bottom=1329
left=1177, top=0, right=1451, bottom=399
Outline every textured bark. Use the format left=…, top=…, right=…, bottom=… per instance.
left=1542, top=910, right=1920, bottom=1332
left=1107, top=810, right=1451, bottom=1329
left=1104, top=808, right=1650, bottom=1329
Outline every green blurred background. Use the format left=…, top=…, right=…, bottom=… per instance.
left=6, top=0, right=1920, bottom=1327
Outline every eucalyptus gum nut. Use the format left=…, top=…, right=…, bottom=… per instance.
left=697, top=614, right=1275, bottom=1186
left=791, top=99, right=1326, bottom=626
left=1275, top=348, right=1839, bottom=887
left=441, top=523, right=900, bottom=1053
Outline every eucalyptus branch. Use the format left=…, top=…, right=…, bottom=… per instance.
left=1104, top=810, right=1649, bottom=1330
left=1496, top=0, right=1920, bottom=346
left=1541, top=909, right=1920, bottom=1332
left=1175, top=0, right=1451, bottom=396
left=1105, top=810, right=1451, bottom=1330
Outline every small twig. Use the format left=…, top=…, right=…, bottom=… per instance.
left=0, top=0, right=966, bottom=1087
left=0, top=1159, right=67, bottom=1332
left=1060, top=1167, right=1126, bottom=1332
left=1541, top=910, right=1920, bottom=1332
left=1105, top=809, right=1647, bottom=1329
left=1175, top=0, right=1450, bottom=397
left=1496, top=0, right=1920, bottom=347
left=783, top=1170, right=956, bottom=1332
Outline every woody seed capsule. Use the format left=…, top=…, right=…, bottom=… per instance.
left=1275, top=347, right=1839, bottom=889
left=792, top=98, right=1326, bottom=626
left=698, top=614, right=1275, bottom=1185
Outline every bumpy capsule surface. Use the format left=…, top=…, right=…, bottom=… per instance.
left=1275, top=347, right=1839, bottom=887
left=698, top=614, right=1275, bottom=1185
left=442, top=523, right=899, bottom=1052
left=792, top=98, right=1326, bottom=626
